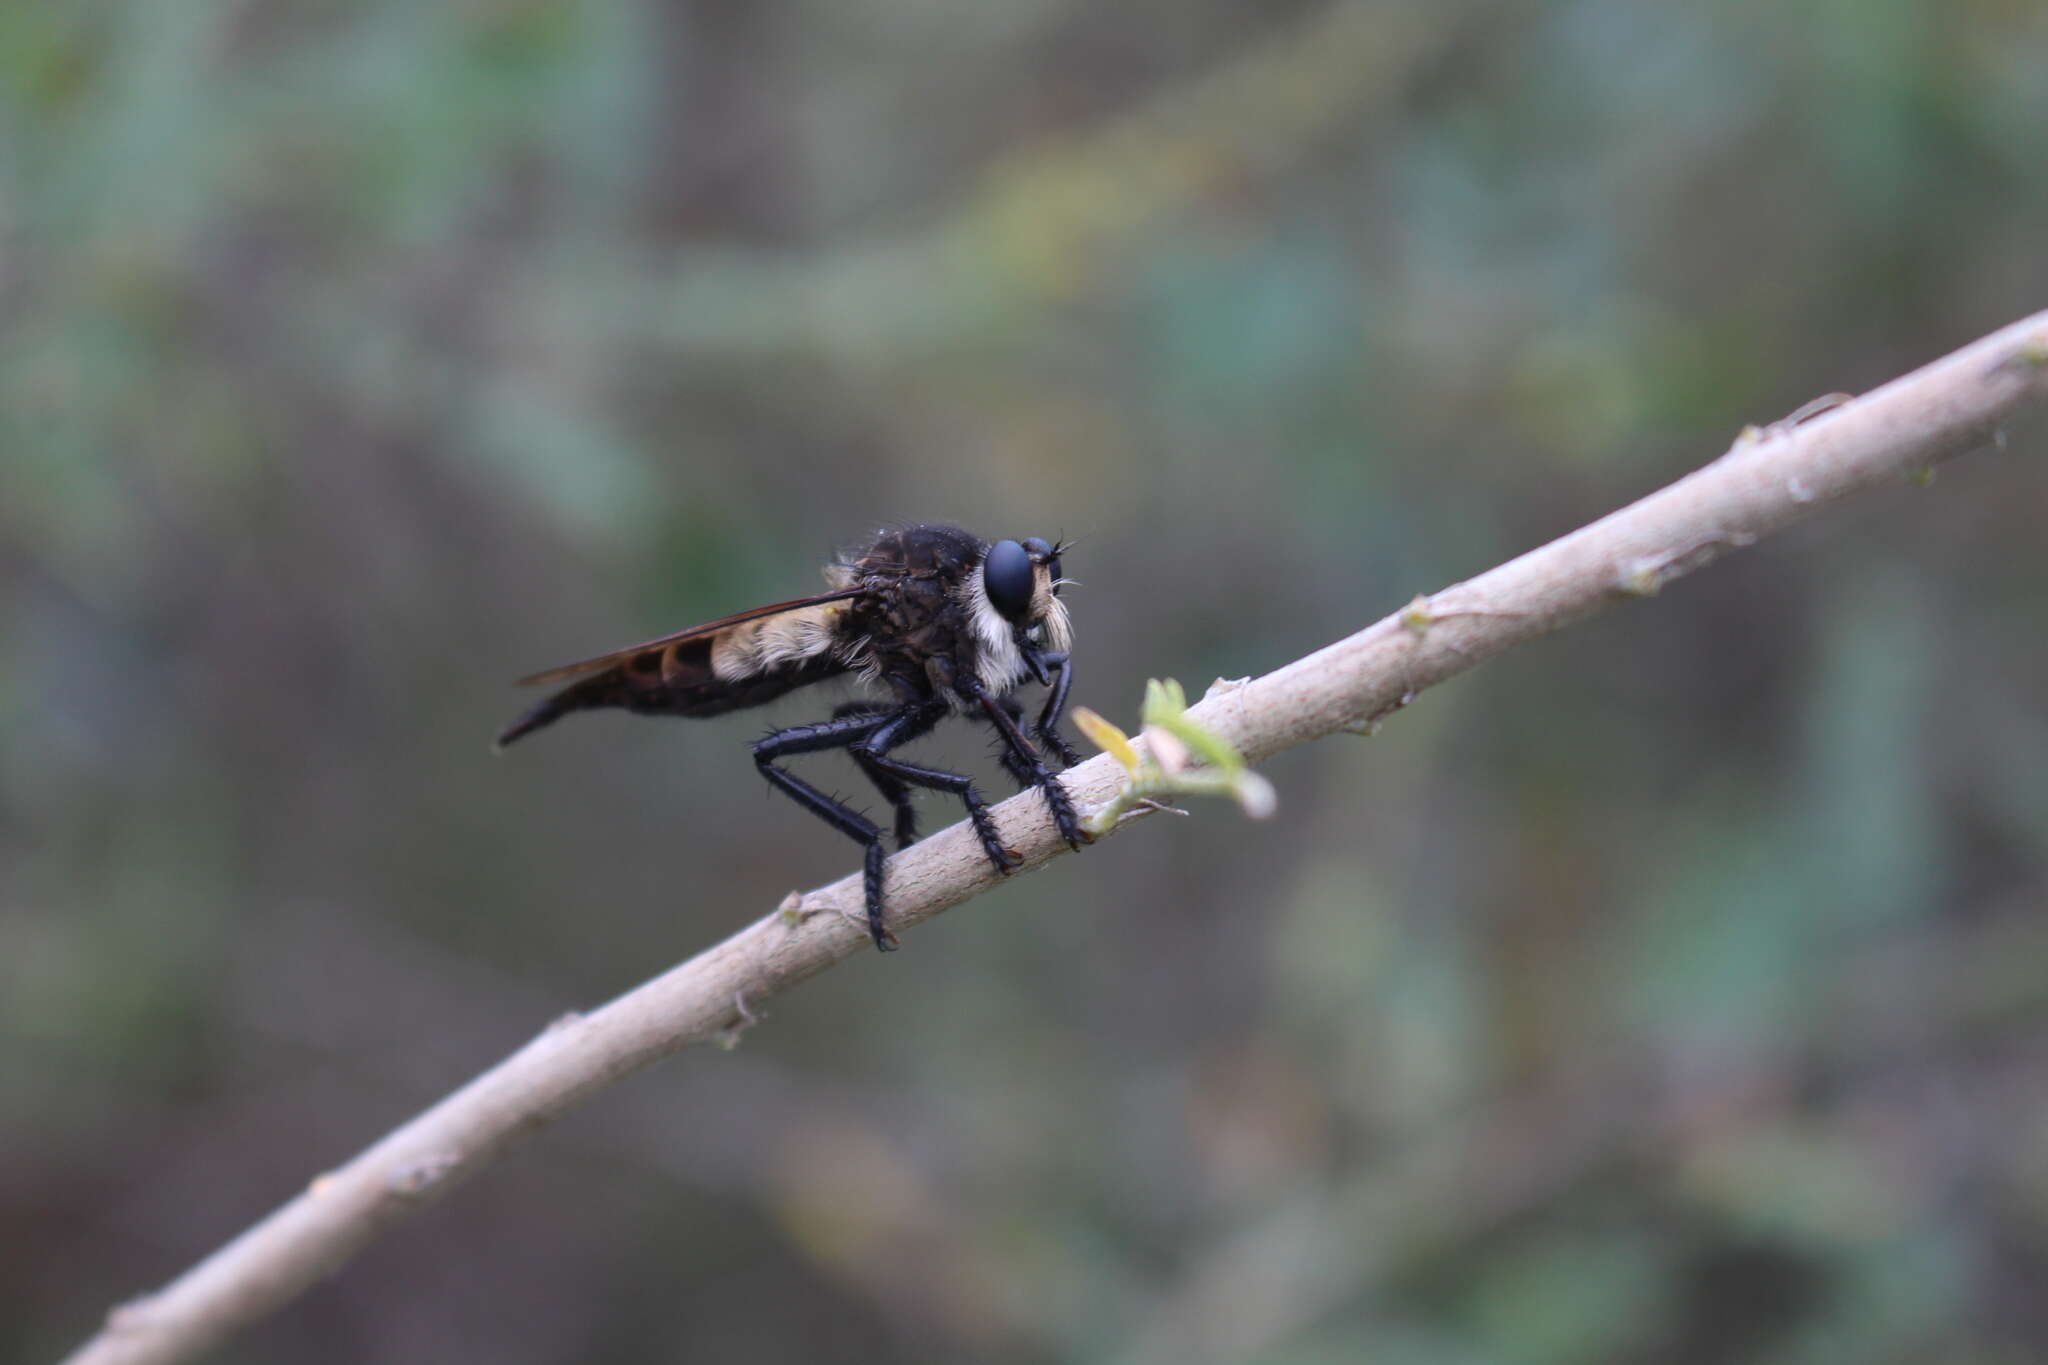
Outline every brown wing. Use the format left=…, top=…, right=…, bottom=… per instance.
left=514, top=587, right=865, bottom=686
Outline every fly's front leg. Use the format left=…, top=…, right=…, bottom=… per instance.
left=970, top=677, right=1090, bottom=853
left=994, top=698, right=1037, bottom=790
left=856, top=701, right=1021, bottom=877
left=1030, top=650, right=1082, bottom=766
left=752, top=708, right=907, bottom=951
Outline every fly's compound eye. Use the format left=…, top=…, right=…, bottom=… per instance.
left=983, top=538, right=1035, bottom=621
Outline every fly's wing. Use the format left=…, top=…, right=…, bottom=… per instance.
left=497, top=586, right=866, bottom=748
left=513, top=588, right=864, bottom=685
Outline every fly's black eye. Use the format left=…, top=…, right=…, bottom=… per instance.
left=983, top=539, right=1035, bottom=621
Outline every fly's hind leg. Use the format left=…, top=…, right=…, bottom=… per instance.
left=753, top=708, right=907, bottom=951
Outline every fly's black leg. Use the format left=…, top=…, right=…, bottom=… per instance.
left=970, top=678, right=1091, bottom=853
left=994, top=698, right=1037, bottom=790
left=753, top=707, right=909, bottom=951
left=832, top=702, right=932, bottom=849
left=856, top=702, right=1022, bottom=876
left=1031, top=651, right=1083, bottom=766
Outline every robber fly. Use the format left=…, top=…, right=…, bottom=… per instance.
left=498, top=524, right=1088, bottom=951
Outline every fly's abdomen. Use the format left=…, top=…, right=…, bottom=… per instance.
left=496, top=622, right=851, bottom=745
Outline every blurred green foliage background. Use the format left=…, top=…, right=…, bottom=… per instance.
left=6, top=2, right=2048, bottom=1361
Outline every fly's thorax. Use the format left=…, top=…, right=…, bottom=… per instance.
left=838, top=536, right=975, bottom=705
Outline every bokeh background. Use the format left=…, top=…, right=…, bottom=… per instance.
left=7, top=2, right=2048, bottom=1361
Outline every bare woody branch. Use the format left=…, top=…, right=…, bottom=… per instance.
left=65, top=310, right=2048, bottom=1365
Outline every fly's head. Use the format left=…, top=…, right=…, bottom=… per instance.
left=978, top=536, right=1073, bottom=684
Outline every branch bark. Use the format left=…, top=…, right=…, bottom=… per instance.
left=65, top=310, right=2048, bottom=1365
